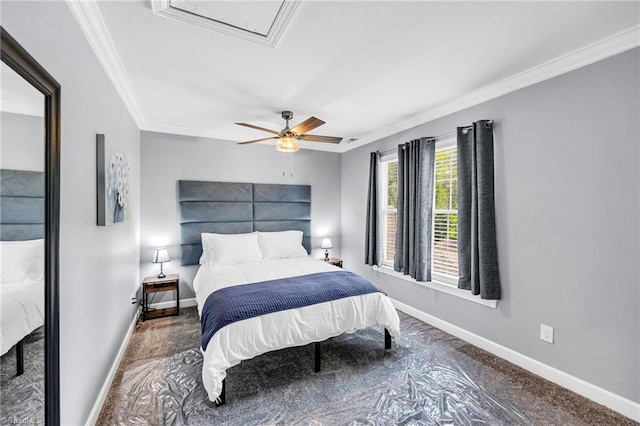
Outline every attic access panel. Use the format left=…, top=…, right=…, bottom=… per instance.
left=151, top=0, right=300, bottom=47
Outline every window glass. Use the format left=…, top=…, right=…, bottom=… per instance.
left=432, top=147, right=459, bottom=281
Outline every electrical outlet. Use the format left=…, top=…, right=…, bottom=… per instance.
left=131, top=295, right=137, bottom=305
left=540, top=324, right=554, bottom=344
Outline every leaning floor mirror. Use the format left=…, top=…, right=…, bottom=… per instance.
left=0, top=27, right=61, bottom=424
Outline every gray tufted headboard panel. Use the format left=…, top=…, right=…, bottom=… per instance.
left=0, top=169, right=45, bottom=241
left=178, top=180, right=311, bottom=266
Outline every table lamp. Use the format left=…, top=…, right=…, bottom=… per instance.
left=321, top=238, right=333, bottom=261
left=152, top=247, right=170, bottom=278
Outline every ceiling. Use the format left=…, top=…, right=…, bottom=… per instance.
left=70, top=1, right=639, bottom=152
left=1, top=62, right=44, bottom=117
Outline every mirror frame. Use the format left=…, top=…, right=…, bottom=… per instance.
left=1, top=27, right=61, bottom=424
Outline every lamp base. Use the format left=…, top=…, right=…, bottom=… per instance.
left=157, top=262, right=166, bottom=279
left=324, top=250, right=329, bottom=261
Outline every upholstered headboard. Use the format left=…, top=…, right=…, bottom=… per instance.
left=0, top=169, right=45, bottom=241
left=178, top=180, right=311, bottom=266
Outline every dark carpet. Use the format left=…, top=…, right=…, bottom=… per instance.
left=98, top=308, right=636, bottom=425
left=0, top=327, right=44, bottom=425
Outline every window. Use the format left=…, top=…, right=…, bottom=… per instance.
left=380, top=144, right=459, bottom=284
left=380, top=159, right=398, bottom=267
left=432, top=146, right=458, bottom=284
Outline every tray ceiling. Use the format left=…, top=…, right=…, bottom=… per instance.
left=68, top=1, right=639, bottom=153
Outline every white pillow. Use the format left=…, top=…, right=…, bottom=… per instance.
left=200, top=232, right=263, bottom=266
left=0, top=239, right=44, bottom=284
left=257, top=231, right=308, bottom=260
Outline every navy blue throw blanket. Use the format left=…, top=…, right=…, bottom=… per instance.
left=201, top=271, right=380, bottom=351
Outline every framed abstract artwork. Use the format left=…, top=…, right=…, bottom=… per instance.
left=96, top=134, right=131, bottom=226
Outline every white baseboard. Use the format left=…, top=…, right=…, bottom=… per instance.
left=85, top=298, right=197, bottom=425
left=149, top=297, right=197, bottom=309
left=391, top=298, right=640, bottom=422
left=85, top=311, right=138, bottom=426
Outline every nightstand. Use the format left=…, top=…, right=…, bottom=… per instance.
left=141, top=274, right=179, bottom=321
left=325, top=258, right=343, bottom=268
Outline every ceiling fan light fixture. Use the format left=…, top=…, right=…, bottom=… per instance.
left=276, top=134, right=299, bottom=152
left=237, top=111, right=340, bottom=150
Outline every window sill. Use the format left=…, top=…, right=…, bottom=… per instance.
left=372, top=265, right=498, bottom=309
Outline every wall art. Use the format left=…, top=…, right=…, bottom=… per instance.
left=96, top=134, right=130, bottom=226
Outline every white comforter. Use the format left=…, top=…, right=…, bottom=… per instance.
left=0, top=280, right=44, bottom=355
left=193, top=256, right=400, bottom=402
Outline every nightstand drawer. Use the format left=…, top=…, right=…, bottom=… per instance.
left=145, top=281, right=178, bottom=292
left=144, top=306, right=178, bottom=320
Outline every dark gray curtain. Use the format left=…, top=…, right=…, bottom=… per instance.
left=457, top=120, right=501, bottom=299
left=365, top=151, right=380, bottom=265
left=394, top=138, right=436, bottom=281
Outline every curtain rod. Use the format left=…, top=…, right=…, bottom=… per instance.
left=379, top=120, right=493, bottom=156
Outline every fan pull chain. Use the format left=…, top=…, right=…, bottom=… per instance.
left=289, top=152, right=294, bottom=178
left=282, top=152, right=294, bottom=178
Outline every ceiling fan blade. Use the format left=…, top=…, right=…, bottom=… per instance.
left=237, top=136, right=278, bottom=145
left=290, top=116, right=325, bottom=135
left=235, top=122, right=280, bottom=135
left=298, top=134, right=343, bottom=144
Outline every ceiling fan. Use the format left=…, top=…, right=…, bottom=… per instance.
left=236, top=111, right=343, bottom=152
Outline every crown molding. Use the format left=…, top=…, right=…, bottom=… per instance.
left=1, top=99, right=43, bottom=117
left=342, top=24, right=640, bottom=153
left=150, top=0, right=300, bottom=48
left=65, top=0, right=145, bottom=128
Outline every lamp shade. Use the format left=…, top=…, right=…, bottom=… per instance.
left=276, top=134, right=299, bottom=152
left=321, top=238, right=333, bottom=249
left=152, top=248, right=170, bottom=264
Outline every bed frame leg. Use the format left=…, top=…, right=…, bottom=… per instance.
left=215, top=379, right=226, bottom=407
left=16, top=340, right=24, bottom=376
left=314, top=342, right=321, bottom=372
left=384, top=328, right=391, bottom=350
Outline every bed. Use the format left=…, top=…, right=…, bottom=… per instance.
left=0, top=170, right=46, bottom=375
left=1, top=278, right=45, bottom=354
left=179, top=181, right=401, bottom=405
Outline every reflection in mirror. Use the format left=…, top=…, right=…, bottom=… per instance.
left=1, top=27, right=61, bottom=424
left=0, top=61, right=46, bottom=422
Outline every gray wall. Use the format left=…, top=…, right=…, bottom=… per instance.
left=341, top=48, right=639, bottom=403
left=140, top=131, right=342, bottom=300
left=0, top=111, right=44, bottom=171
left=1, top=3, right=141, bottom=424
